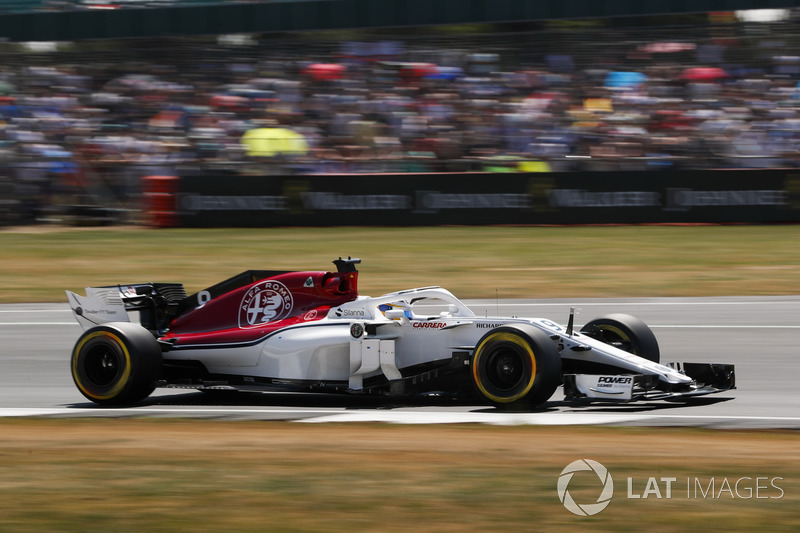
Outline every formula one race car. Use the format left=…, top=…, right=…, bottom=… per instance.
left=66, top=258, right=735, bottom=407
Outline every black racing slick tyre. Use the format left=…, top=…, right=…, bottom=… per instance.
left=472, top=325, right=561, bottom=409
left=71, top=322, right=162, bottom=405
left=580, top=313, right=660, bottom=364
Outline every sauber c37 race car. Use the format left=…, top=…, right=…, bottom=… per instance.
left=66, top=258, right=735, bottom=407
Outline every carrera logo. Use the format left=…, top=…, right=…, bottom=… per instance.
left=413, top=322, right=445, bottom=329
left=238, top=280, right=294, bottom=328
left=598, top=376, right=633, bottom=384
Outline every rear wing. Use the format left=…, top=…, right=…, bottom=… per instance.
left=66, top=282, right=187, bottom=332
left=67, top=258, right=360, bottom=332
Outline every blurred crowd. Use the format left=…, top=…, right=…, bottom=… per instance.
left=4, top=17, right=800, bottom=222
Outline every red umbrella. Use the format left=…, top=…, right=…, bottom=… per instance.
left=681, top=67, right=729, bottom=81
left=304, top=63, right=346, bottom=81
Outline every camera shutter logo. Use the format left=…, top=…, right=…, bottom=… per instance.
left=557, top=459, right=614, bottom=516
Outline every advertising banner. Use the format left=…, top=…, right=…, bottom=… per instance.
left=174, top=170, right=800, bottom=226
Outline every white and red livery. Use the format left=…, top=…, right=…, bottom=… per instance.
left=66, top=258, right=735, bottom=407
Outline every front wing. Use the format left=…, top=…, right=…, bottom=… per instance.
left=563, top=362, right=736, bottom=402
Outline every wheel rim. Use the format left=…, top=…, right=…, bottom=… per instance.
left=83, top=344, right=123, bottom=387
left=484, top=347, right=526, bottom=392
left=473, top=332, right=536, bottom=403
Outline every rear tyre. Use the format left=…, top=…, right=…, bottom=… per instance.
left=580, top=313, right=660, bottom=363
left=71, top=322, right=162, bottom=405
left=472, top=325, right=561, bottom=409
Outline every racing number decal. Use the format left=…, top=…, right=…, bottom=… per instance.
left=196, top=290, right=211, bottom=307
left=238, top=281, right=294, bottom=328
left=539, top=319, right=562, bottom=332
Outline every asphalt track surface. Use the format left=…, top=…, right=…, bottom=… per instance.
left=1, top=297, right=798, bottom=429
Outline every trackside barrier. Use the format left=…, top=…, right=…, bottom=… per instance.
left=142, top=175, right=179, bottom=227
left=172, top=169, right=800, bottom=227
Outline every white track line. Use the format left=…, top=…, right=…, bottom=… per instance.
left=0, top=309, right=72, bottom=313
left=2, top=407, right=800, bottom=427
left=298, top=411, right=800, bottom=426
left=0, top=407, right=331, bottom=417
left=0, top=322, right=77, bottom=326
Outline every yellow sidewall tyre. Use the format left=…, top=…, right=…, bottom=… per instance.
left=71, top=322, right=162, bottom=406
left=472, top=325, right=561, bottom=409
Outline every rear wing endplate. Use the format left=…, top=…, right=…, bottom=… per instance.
left=66, top=288, right=130, bottom=330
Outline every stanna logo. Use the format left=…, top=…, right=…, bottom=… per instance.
left=239, top=280, right=294, bottom=328
left=557, top=459, right=614, bottom=516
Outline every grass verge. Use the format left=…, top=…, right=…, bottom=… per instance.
left=0, top=419, right=797, bottom=532
left=1, top=225, right=799, bottom=302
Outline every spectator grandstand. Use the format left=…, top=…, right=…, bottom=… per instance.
left=2, top=9, right=800, bottom=223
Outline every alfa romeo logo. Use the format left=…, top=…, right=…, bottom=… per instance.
left=238, top=281, right=294, bottom=328
left=350, top=323, right=365, bottom=338
left=557, top=459, right=614, bottom=516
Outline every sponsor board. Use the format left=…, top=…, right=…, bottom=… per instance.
left=177, top=171, right=800, bottom=226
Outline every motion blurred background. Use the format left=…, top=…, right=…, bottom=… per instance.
left=1, top=1, right=799, bottom=226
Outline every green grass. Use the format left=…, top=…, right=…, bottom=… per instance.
left=0, top=420, right=797, bottom=532
left=1, top=227, right=798, bottom=531
left=1, top=225, right=798, bottom=302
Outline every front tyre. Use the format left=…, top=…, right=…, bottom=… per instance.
left=71, top=322, right=162, bottom=405
left=580, top=313, right=660, bottom=363
left=472, top=325, right=561, bottom=409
